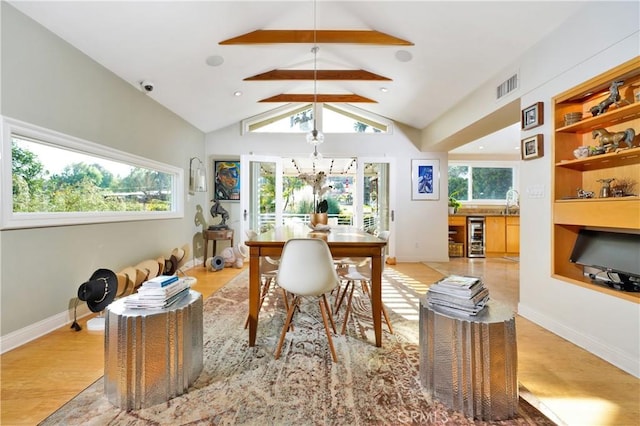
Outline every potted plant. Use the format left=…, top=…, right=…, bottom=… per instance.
left=299, top=171, right=332, bottom=225
left=448, top=192, right=461, bottom=214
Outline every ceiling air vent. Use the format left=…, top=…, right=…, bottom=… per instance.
left=496, top=74, right=518, bottom=99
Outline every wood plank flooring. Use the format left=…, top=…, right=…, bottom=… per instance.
left=1, top=260, right=638, bottom=425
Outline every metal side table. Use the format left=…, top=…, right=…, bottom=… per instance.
left=104, top=290, right=203, bottom=410
left=419, top=299, right=518, bottom=421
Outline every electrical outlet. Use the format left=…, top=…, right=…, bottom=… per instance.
left=526, top=184, right=544, bottom=198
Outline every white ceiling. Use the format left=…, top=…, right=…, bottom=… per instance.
left=9, top=1, right=589, bottom=154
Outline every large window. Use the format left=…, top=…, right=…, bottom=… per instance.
left=2, top=117, right=184, bottom=229
left=448, top=161, right=518, bottom=203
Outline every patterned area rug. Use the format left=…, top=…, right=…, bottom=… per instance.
left=40, top=270, right=554, bottom=425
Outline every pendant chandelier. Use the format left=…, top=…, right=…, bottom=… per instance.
left=306, top=0, right=324, bottom=152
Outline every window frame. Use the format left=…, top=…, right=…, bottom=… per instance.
left=448, top=160, right=519, bottom=205
left=1, top=116, right=184, bottom=229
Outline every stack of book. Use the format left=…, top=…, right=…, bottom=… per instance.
left=426, top=274, right=489, bottom=316
left=124, top=275, right=190, bottom=309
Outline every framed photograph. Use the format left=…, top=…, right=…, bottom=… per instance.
left=521, top=134, right=544, bottom=160
left=521, top=102, right=543, bottom=130
left=411, top=159, right=440, bottom=200
left=213, top=160, right=240, bottom=201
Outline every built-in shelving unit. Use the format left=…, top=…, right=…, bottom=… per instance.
left=552, top=56, right=640, bottom=303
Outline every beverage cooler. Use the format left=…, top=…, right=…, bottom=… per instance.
left=467, top=217, right=485, bottom=258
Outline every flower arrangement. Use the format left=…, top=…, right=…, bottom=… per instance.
left=299, top=171, right=332, bottom=213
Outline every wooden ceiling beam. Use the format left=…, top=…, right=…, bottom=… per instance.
left=245, top=69, right=391, bottom=81
left=259, top=94, right=377, bottom=103
left=220, top=30, right=413, bottom=46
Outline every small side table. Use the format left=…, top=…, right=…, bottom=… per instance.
left=104, top=290, right=203, bottom=410
left=419, top=299, right=518, bottom=421
left=203, top=229, right=234, bottom=266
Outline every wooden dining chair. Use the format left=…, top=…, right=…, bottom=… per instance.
left=274, top=238, right=340, bottom=362
left=335, top=230, right=394, bottom=335
left=243, top=229, right=288, bottom=329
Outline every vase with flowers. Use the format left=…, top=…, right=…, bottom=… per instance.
left=299, top=171, right=332, bottom=226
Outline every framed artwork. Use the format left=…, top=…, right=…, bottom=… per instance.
left=411, top=159, right=440, bottom=200
left=213, top=160, right=240, bottom=201
left=521, top=134, right=544, bottom=160
left=521, top=102, right=543, bottom=130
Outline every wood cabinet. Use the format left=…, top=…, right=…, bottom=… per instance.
left=448, top=216, right=466, bottom=257
left=485, top=216, right=506, bottom=254
left=552, top=56, right=640, bottom=303
left=506, top=216, right=520, bottom=254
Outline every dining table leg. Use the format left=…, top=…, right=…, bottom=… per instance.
left=370, top=250, right=383, bottom=347
left=248, top=248, right=261, bottom=347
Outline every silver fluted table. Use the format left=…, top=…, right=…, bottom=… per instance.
left=419, top=299, right=518, bottom=421
left=104, top=290, right=203, bottom=410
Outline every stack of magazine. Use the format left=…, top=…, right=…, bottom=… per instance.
left=426, top=274, right=489, bottom=316
left=124, top=275, right=190, bottom=309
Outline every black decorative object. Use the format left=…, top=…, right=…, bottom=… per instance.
left=78, top=268, right=118, bottom=312
left=589, top=80, right=626, bottom=116
left=74, top=268, right=118, bottom=332
left=209, top=199, right=230, bottom=230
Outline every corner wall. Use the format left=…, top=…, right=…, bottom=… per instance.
left=427, top=1, right=640, bottom=376
left=0, top=4, right=206, bottom=346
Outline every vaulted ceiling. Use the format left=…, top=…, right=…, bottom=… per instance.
left=9, top=1, right=589, bottom=141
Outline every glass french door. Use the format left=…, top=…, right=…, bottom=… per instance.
left=241, top=154, right=394, bottom=256
left=240, top=155, right=283, bottom=239
left=356, top=158, right=395, bottom=256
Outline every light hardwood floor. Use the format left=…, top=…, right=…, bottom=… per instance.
left=1, top=260, right=638, bottom=425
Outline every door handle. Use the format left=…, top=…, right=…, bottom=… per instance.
left=391, top=210, right=395, bottom=222
left=243, top=209, right=248, bottom=220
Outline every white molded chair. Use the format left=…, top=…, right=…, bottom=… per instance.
left=274, top=238, right=340, bottom=362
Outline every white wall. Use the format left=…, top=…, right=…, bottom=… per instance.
left=428, top=1, right=640, bottom=377
left=0, top=4, right=206, bottom=347
left=204, top=123, right=450, bottom=263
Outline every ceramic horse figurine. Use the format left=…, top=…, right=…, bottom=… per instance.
left=590, top=80, right=628, bottom=116
left=592, top=128, right=636, bottom=151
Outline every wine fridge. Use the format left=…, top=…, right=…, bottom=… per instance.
left=467, top=217, right=486, bottom=258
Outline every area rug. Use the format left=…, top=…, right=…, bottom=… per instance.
left=40, top=270, right=554, bottom=426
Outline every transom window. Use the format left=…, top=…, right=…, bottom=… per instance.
left=2, top=117, right=183, bottom=229
left=242, top=103, right=391, bottom=134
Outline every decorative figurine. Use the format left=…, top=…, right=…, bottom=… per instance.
left=209, top=198, right=230, bottom=230
left=577, top=188, right=595, bottom=199
left=592, top=128, right=636, bottom=152
left=590, top=80, right=627, bottom=116
left=597, top=178, right=615, bottom=198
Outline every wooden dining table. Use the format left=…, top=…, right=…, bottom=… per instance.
left=244, top=224, right=388, bottom=348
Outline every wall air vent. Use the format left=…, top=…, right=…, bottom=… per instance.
left=496, top=74, right=519, bottom=99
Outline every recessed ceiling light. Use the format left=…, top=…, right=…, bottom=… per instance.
left=206, top=55, right=224, bottom=67
left=395, top=50, right=413, bottom=62
left=380, top=87, right=388, bottom=93
left=233, top=91, right=242, bottom=97
left=478, top=146, right=485, bottom=150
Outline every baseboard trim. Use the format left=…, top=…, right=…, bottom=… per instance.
left=0, top=304, right=91, bottom=354
left=1, top=263, right=204, bottom=354
left=518, top=303, right=639, bottom=378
